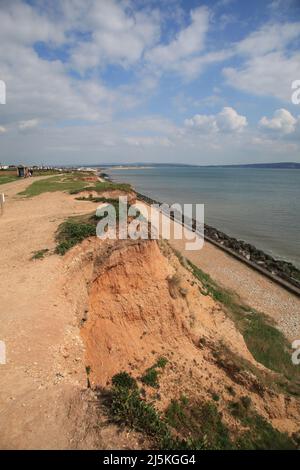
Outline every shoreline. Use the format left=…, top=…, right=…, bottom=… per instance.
left=103, top=171, right=300, bottom=297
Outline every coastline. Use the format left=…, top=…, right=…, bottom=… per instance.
left=104, top=171, right=300, bottom=297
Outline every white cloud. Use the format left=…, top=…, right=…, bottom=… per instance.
left=259, top=108, right=298, bottom=134
left=0, top=1, right=65, bottom=46
left=236, top=22, right=300, bottom=56
left=185, top=107, right=247, bottom=133
left=0, top=126, right=7, bottom=134
left=146, top=6, right=209, bottom=66
left=217, top=107, right=247, bottom=132
left=19, top=119, right=39, bottom=131
left=124, top=136, right=173, bottom=147
left=224, top=22, right=300, bottom=102
left=71, top=2, right=161, bottom=71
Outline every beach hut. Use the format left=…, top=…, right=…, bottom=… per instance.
left=17, top=165, right=28, bottom=177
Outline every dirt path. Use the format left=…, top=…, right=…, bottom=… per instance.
left=0, top=178, right=120, bottom=449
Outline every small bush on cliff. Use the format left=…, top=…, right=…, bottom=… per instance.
left=141, top=368, right=160, bottom=388
left=154, top=356, right=168, bottom=369
left=55, top=215, right=97, bottom=255
left=140, top=357, right=168, bottom=388
left=112, top=372, right=137, bottom=389
left=31, top=248, right=49, bottom=260
left=165, top=399, right=232, bottom=450
left=108, top=373, right=206, bottom=450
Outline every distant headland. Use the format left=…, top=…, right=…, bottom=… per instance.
left=97, top=162, right=300, bottom=169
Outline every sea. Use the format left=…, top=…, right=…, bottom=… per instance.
left=107, top=166, right=300, bottom=268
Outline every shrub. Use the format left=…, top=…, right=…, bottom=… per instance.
left=111, top=372, right=137, bottom=389
left=141, top=368, right=160, bottom=388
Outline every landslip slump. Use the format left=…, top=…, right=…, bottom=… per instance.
left=81, top=239, right=188, bottom=387
left=77, top=238, right=263, bottom=388
left=64, top=237, right=300, bottom=436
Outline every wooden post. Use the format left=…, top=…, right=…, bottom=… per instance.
left=0, top=193, right=5, bottom=216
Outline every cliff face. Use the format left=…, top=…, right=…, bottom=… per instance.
left=63, top=237, right=300, bottom=441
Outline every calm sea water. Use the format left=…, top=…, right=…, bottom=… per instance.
left=108, top=166, right=300, bottom=268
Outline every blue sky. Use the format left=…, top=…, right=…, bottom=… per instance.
left=0, top=0, right=300, bottom=165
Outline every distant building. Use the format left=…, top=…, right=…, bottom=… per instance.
left=17, top=165, right=29, bottom=177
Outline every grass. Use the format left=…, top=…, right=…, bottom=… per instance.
left=106, top=369, right=297, bottom=450
left=31, top=248, right=49, bottom=260
left=187, top=260, right=300, bottom=395
left=0, top=175, right=18, bottom=185
left=75, top=196, right=124, bottom=204
left=18, top=173, right=132, bottom=197
left=55, top=213, right=98, bottom=255
left=141, top=368, right=160, bottom=388
left=165, top=398, right=232, bottom=450
left=107, top=372, right=205, bottom=450
left=18, top=174, right=88, bottom=197
left=140, top=357, right=168, bottom=388
left=228, top=397, right=296, bottom=450
left=55, top=199, right=140, bottom=255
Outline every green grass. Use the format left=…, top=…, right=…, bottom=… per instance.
left=55, top=213, right=97, bottom=255
left=187, top=260, right=300, bottom=394
left=105, top=368, right=298, bottom=450
left=141, top=368, right=160, bottom=388
left=107, top=372, right=205, bottom=450
left=165, top=398, right=232, bottom=450
left=31, top=248, right=49, bottom=260
left=18, top=173, right=132, bottom=197
left=112, top=372, right=138, bottom=389
left=0, top=175, right=18, bottom=185
left=18, top=175, right=88, bottom=197
left=140, top=357, right=168, bottom=388
left=154, top=356, right=168, bottom=369
left=228, top=397, right=296, bottom=450
left=55, top=197, right=140, bottom=255
left=75, top=196, right=123, bottom=204
left=108, top=373, right=294, bottom=450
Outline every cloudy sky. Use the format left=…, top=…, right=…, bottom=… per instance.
left=0, top=0, right=300, bottom=165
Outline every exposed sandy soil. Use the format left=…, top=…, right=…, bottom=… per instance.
left=73, top=189, right=136, bottom=204
left=0, top=179, right=300, bottom=449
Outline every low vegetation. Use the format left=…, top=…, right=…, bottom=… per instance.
left=55, top=213, right=98, bottom=255
left=55, top=200, right=140, bottom=255
left=187, top=260, right=300, bottom=395
left=140, top=357, right=168, bottom=388
left=31, top=248, right=49, bottom=260
left=228, top=396, right=296, bottom=450
left=19, top=174, right=88, bottom=197
left=0, top=173, right=18, bottom=185
left=18, top=172, right=132, bottom=197
left=104, top=366, right=297, bottom=450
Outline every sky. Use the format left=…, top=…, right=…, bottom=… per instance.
left=0, top=0, right=300, bottom=166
